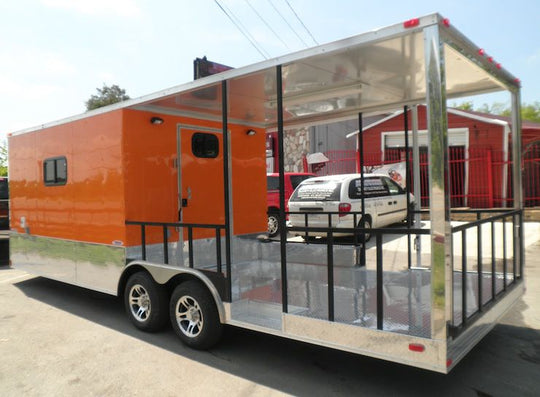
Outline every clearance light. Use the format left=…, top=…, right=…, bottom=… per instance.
left=496, top=63, right=502, bottom=69
left=514, top=78, right=521, bottom=85
left=442, top=18, right=450, bottom=27
left=403, top=18, right=420, bottom=28
left=338, top=203, right=351, bottom=217
left=447, top=358, right=453, bottom=368
left=408, top=343, right=425, bottom=352
left=487, top=56, right=494, bottom=63
left=478, top=49, right=485, bottom=56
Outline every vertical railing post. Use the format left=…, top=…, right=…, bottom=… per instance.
left=376, top=232, right=384, bottom=330
left=461, top=229, right=467, bottom=326
left=216, top=228, right=222, bottom=274
left=141, top=224, right=147, bottom=261
left=512, top=214, right=517, bottom=280
left=491, top=221, right=496, bottom=300
left=162, top=226, right=169, bottom=265
left=188, top=226, right=194, bottom=268
left=503, top=216, right=507, bottom=290
left=327, top=215, right=335, bottom=322
left=477, top=213, right=483, bottom=311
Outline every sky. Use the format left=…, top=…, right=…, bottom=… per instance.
left=1, top=0, right=539, bottom=138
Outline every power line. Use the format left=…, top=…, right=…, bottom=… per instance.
left=214, top=0, right=270, bottom=59
left=245, top=0, right=290, bottom=50
left=283, top=0, right=318, bottom=45
left=266, top=0, right=309, bottom=48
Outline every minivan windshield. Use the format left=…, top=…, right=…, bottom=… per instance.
left=289, top=180, right=341, bottom=202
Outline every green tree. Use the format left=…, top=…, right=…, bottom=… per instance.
left=453, top=101, right=474, bottom=111
left=0, top=139, right=7, bottom=176
left=453, top=101, right=540, bottom=123
left=521, top=102, right=540, bottom=123
left=85, top=84, right=130, bottom=111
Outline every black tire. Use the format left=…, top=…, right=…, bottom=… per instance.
left=124, top=272, right=169, bottom=332
left=267, top=211, right=280, bottom=237
left=358, top=217, right=372, bottom=242
left=169, top=280, right=223, bottom=350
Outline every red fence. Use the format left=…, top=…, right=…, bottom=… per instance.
left=304, top=145, right=540, bottom=208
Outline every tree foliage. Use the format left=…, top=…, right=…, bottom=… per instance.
left=0, top=140, right=7, bottom=176
left=85, top=84, right=130, bottom=111
left=453, top=101, right=540, bottom=123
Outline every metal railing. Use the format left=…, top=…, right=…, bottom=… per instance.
left=448, top=209, right=523, bottom=337
left=125, top=220, right=226, bottom=273
left=287, top=211, right=430, bottom=329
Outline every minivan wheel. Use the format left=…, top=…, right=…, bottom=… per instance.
left=358, top=217, right=372, bottom=242
left=268, top=212, right=280, bottom=237
left=170, top=280, right=223, bottom=350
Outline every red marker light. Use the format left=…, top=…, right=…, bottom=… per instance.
left=496, top=63, right=502, bottom=69
left=447, top=358, right=453, bottom=367
left=514, top=78, right=521, bottom=85
left=408, top=343, right=425, bottom=352
left=403, top=18, right=420, bottom=28
left=442, top=18, right=450, bottom=27
left=487, top=56, right=494, bottom=63
left=478, top=49, right=485, bottom=56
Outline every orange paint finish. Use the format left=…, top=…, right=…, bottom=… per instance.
left=123, top=109, right=267, bottom=245
left=230, top=127, right=267, bottom=235
left=9, top=107, right=267, bottom=248
left=9, top=111, right=126, bottom=245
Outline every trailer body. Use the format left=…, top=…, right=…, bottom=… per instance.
left=9, top=14, right=524, bottom=373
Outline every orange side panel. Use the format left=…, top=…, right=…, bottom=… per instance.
left=122, top=109, right=267, bottom=245
left=9, top=107, right=267, bottom=248
left=230, top=127, right=267, bottom=235
left=8, top=111, right=125, bottom=244
left=122, top=109, right=181, bottom=246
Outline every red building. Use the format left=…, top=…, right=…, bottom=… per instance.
left=356, top=106, right=540, bottom=208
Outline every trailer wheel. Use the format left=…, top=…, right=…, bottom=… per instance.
left=124, top=272, right=168, bottom=332
left=268, top=211, right=280, bottom=237
left=170, top=280, right=223, bottom=350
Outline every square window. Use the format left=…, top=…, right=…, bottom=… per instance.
left=192, top=133, right=219, bottom=158
left=44, top=157, right=67, bottom=186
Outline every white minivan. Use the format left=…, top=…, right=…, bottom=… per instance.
left=288, top=173, right=414, bottom=240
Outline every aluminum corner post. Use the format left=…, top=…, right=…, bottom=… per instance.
left=511, top=89, right=523, bottom=277
left=424, top=25, right=452, bottom=343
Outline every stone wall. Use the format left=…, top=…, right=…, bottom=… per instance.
left=284, top=128, right=310, bottom=172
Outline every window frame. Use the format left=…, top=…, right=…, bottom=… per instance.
left=191, top=132, right=219, bottom=159
left=43, top=156, right=67, bottom=186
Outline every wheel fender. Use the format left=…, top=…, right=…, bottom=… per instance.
left=121, top=261, right=226, bottom=323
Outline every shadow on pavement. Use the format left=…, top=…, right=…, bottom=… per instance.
left=14, top=276, right=540, bottom=396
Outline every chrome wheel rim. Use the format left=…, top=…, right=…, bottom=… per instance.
left=129, top=284, right=151, bottom=322
left=268, top=215, right=278, bottom=235
left=175, top=295, right=203, bottom=338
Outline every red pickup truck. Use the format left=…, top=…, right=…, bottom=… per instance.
left=267, top=172, right=315, bottom=236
